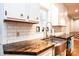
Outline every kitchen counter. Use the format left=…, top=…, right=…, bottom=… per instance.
left=3, top=39, right=54, bottom=55
left=53, top=34, right=73, bottom=40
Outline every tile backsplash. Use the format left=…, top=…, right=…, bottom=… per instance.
left=3, top=21, right=44, bottom=44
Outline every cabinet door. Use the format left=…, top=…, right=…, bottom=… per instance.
left=4, top=3, right=26, bottom=19
left=48, top=7, right=59, bottom=25
left=0, top=44, right=4, bottom=55
left=40, top=7, right=48, bottom=27
left=26, top=3, right=40, bottom=21
left=58, top=12, right=66, bottom=26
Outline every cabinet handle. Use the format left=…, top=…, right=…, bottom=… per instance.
left=20, top=13, right=23, bottom=17
left=36, top=17, right=39, bottom=20
left=27, top=16, right=29, bottom=19
left=5, top=10, right=7, bottom=16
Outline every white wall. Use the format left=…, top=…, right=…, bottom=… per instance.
left=0, top=4, right=4, bottom=55
left=72, top=19, right=79, bottom=32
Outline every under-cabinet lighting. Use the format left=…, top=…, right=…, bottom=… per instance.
left=75, top=9, right=79, bottom=13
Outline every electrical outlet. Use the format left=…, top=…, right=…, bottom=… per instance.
left=16, top=32, right=20, bottom=36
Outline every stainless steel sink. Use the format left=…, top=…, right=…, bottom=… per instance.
left=50, top=37, right=65, bottom=44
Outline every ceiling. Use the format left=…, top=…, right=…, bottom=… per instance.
left=64, top=3, right=79, bottom=19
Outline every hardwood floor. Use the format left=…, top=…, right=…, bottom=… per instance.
left=71, top=39, right=79, bottom=56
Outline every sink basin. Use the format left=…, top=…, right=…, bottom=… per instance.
left=51, top=37, right=65, bottom=44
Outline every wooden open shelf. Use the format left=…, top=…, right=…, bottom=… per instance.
left=4, top=18, right=39, bottom=24
left=52, top=25, right=66, bottom=27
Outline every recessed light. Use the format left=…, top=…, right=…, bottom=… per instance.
left=64, top=12, right=67, bottom=16
left=75, top=9, right=78, bottom=12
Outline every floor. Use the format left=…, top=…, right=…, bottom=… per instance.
left=71, top=39, right=79, bottom=56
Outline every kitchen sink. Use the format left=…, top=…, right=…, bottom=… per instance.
left=50, top=37, right=66, bottom=56
left=50, top=37, right=66, bottom=44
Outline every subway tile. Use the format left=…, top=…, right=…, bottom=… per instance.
left=5, top=22, right=43, bottom=44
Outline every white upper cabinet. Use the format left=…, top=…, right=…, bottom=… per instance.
left=48, top=4, right=66, bottom=26
left=26, top=3, right=40, bottom=21
left=40, top=7, right=48, bottom=27
left=4, top=3, right=40, bottom=21
left=58, top=8, right=66, bottom=26
left=48, top=5, right=59, bottom=25
left=59, top=13, right=66, bottom=26
left=4, top=3, right=26, bottom=19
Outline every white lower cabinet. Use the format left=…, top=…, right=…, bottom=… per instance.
left=38, top=48, right=53, bottom=56
left=71, top=37, right=74, bottom=53
left=0, top=44, right=4, bottom=55
left=4, top=3, right=40, bottom=21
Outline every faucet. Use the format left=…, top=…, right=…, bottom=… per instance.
left=45, top=22, right=53, bottom=39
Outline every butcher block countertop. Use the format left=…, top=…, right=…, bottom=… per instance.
left=53, top=34, right=73, bottom=39
left=3, top=39, right=54, bottom=55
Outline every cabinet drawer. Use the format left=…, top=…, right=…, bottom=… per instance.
left=38, top=48, right=53, bottom=56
